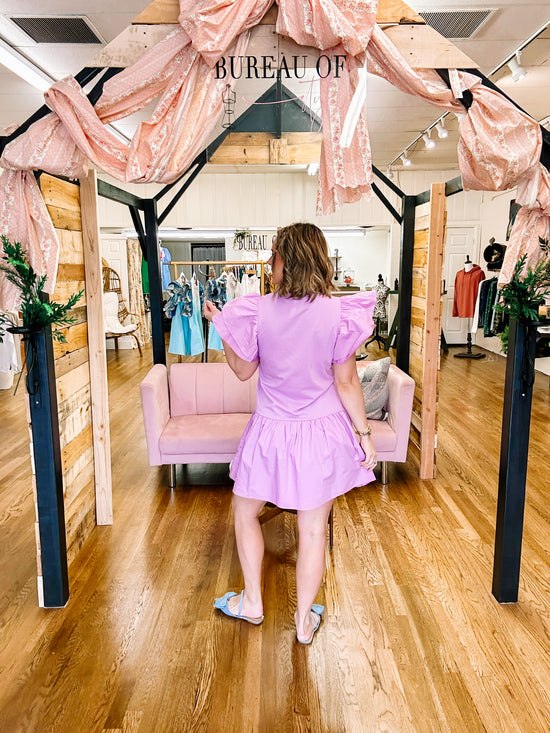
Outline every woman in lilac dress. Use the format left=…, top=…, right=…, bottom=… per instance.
left=204, top=223, right=377, bottom=644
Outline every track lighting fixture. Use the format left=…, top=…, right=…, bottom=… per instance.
left=422, top=132, right=435, bottom=149
left=386, top=166, right=394, bottom=180
left=435, top=120, right=448, bottom=139
left=507, top=53, right=526, bottom=82
left=400, top=154, right=412, bottom=167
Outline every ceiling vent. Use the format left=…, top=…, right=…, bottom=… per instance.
left=9, top=16, right=104, bottom=44
left=418, top=9, right=494, bottom=39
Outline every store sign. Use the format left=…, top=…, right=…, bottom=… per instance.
left=233, top=230, right=276, bottom=251
left=215, top=54, right=346, bottom=80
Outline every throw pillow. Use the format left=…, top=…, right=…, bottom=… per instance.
left=356, top=357, right=391, bottom=420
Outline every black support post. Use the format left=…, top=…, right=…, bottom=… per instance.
left=396, top=196, right=415, bottom=374
left=143, top=198, right=166, bottom=365
left=492, top=318, right=537, bottom=603
left=25, top=327, right=69, bottom=607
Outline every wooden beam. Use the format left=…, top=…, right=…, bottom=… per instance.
left=209, top=132, right=322, bottom=166
left=383, top=24, right=479, bottom=69
left=100, top=2, right=476, bottom=71
left=419, top=182, right=445, bottom=480
left=377, top=0, right=424, bottom=25
left=80, top=170, right=113, bottom=526
left=132, top=0, right=424, bottom=26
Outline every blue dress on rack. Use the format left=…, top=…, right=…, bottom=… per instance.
left=166, top=279, right=204, bottom=357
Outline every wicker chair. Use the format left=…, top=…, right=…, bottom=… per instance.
left=102, top=265, right=143, bottom=356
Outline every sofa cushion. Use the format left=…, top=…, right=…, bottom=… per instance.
left=160, top=413, right=252, bottom=455
left=356, top=357, right=391, bottom=420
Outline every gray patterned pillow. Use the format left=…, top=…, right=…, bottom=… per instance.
left=356, top=357, right=391, bottom=420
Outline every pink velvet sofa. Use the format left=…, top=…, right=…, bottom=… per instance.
left=141, top=362, right=258, bottom=487
left=140, top=362, right=415, bottom=487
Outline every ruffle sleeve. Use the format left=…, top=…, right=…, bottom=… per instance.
left=332, top=291, right=377, bottom=364
left=212, top=293, right=260, bottom=362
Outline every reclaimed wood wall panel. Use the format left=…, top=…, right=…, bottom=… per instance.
left=409, top=183, right=446, bottom=480
left=40, top=174, right=98, bottom=570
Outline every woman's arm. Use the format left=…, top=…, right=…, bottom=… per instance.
left=332, top=354, right=377, bottom=469
left=203, top=300, right=259, bottom=381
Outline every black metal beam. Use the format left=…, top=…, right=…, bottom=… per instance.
left=372, top=165, right=406, bottom=199
left=143, top=198, right=165, bottom=365
left=396, top=196, right=416, bottom=374
left=97, top=179, right=145, bottom=210
left=0, top=67, right=106, bottom=156
left=158, top=155, right=207, bottom=225
left=129, top=205, right=146, bottom=257
left=25, top=325, right=69, bottom=607
left=492, top=318, right=537, bottom=603
left=371, top=182, right=402, bottom=224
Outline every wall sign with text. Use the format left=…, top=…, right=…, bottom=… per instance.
left=216, top=54, right=347, bottom=80
left=233, top=230, right=276, bottom=251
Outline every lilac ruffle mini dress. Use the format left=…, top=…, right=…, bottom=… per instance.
left=213, top=291, right=377, bottom=510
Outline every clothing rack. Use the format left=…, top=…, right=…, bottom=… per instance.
left=170, top=260, right=266, bottom=295
left=168, top=260, right=267, bottom=363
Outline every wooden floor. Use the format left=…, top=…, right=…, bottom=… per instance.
left=1, top=344, right=550, bottom=732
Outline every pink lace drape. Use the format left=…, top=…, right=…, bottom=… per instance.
left=276, top=0, right=378, bottom=214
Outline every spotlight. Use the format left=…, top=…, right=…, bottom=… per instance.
left=400, top=154, right=412, bottom=167
left=422, top=132, right=435, bottom=149
left=435, top=120, right=448, bottom=139
left=386, top=166, right=394, bottom=180
left=507, top=53, right=526, bottom=82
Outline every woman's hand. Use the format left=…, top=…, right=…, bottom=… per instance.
left=359, top=434, right=377, bottom=470
left=203, top=300, right=220, bottom=322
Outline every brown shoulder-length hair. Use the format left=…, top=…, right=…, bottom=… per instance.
left=273, top=223, right=334, bottom=300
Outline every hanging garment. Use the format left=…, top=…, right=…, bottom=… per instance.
left=164, top=280, right=192, bottom=318
left=160, top=247, right=172, bottom=291
left=204, top=277, right=227, bottom=351
left=452, top=265, right=486, bottom=318
left=226, top=271, right=240, bottom=300
left=189, top=274, right=205, bottom=355
left=241, top=273, right=261, bottom=296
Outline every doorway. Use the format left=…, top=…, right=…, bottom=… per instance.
left=442, top=225, right=479, bottom=345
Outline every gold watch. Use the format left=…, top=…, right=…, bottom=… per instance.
left=354, top=425, right=372, bottom=437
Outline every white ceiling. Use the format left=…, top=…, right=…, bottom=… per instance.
left=0, top=0, right=549, bottom=176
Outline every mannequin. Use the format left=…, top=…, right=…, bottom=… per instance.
left=362, top=274, right=389, bottom=353
left=453, top=256, right=486, bottom=359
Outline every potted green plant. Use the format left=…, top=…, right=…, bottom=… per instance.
left=494, top=239, right=550, bottom=353
left=0, top=235, right=83, bottom=343
left=0, top=235, right=84, bottom=395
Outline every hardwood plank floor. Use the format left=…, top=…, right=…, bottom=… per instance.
left=1, top=344, right=550, bottom=732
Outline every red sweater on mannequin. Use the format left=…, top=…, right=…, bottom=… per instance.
left=452, top=265, right=485, bottom=318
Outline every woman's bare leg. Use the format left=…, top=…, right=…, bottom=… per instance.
left=295, top=500, right=333, bottom=641
left=227, top=494, right=266, bottom=618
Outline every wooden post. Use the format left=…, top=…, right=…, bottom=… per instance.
left=492, top=318, right=537, bottom=603
left=25, top=327, right=69, bottom=607
left=80, top=170, right=113, bottom=525
left=420, top=183, right=446, bottom=479
left=397, top=195, right=415, bottom=373
left=144, top=198, right=166, bottom=365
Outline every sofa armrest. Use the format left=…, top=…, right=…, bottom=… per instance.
left=141, top=364, right=170, bottom=465
left=385, top=364, right=415, bottom=462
